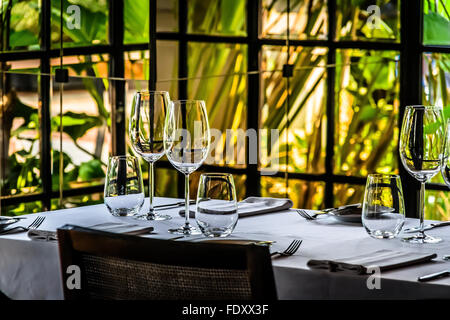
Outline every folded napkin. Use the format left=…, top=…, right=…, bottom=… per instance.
left=307, top=249, right=437, bottom=275
left=182, top=197, right=293, bottom=218
left=27, top=222, right=154, bottom=242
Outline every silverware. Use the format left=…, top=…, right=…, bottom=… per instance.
left=418, top=269, right=450, bottom=282
left=155, top=200, right=196, bottom=211
left=0, top=216, right=27, bottom=220
left=270, top=239, right=302, bottom=257
left=297, top=203, right=361, bottom=220
left=297, top=209, right=321, bottom=220
left=403, top=221, right=450, bottom=233
left=0, top=216, right=45, bottom=235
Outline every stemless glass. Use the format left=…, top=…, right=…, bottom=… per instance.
left=362, top=174, right=405, bottom=239
left=195, top=173, right=238, bottom=237
left=441, top=118, right=450, bottom=188
left=399, top=105, right=445, bottom=243
left=164, top=100, right=210, bottom=235
left=129, top=91, right=171, bottom=221
left=104, top=155, right=145, bottom=216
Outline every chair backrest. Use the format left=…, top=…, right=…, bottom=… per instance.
left=57, top=225, right=277, bottom=300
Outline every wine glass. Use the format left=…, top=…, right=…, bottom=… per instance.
left=164, top=100, right=210, bottom=235
left=399, top=105, right=445, bottom=243
left=129, top=91, right=171, bottom=221
left=441, top=118, right=450, bottom=187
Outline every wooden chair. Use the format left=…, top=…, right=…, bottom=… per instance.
left=57, top=225, right=277, bottom=300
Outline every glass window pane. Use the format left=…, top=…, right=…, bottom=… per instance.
left=425, top=189, right=450, bottom=221
left=260, top=46, right=327, bottom=174
left=2, top=201, right=43, bottom=216
left=157, top=0, right=178, bottom=32
left=51, top=192, right=103, bottom=210
left=333, top=183, right=364, bottom=207
left=124, top=42, right=178, bottom=97
left=423, top=0, right=450, bottom=45
left=261, top=177, right=325, bottom=209
left=187, top=42, right=247, bottom=168
left=423, top=53, right=450, bottom=109
left=50, top=55, right=110, bottom=194
left=1, top=68, right=42, bottom=197
left=336, top=0, right=400, bottom=42
left=155, top=168, right=178, bottom=198
left=1, top=0, right=40, bottom=51
left=423, top=52, right=450, bottom=184
left=51, top=0, right=108, bottom=48
left=334, top=49, right=400, bottom=177
left=187, top=0, right=246, bottom=36
left=261, top=0, right=328, bottom=40
left=124, top=0, right=149, bottom=44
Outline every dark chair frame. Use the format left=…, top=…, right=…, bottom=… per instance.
left=57, top=225, right=277, bottom=300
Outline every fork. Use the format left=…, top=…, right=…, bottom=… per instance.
left=0, top=216, right=45, bottom=234
left=297, top=209, right=320, bottom=220
left=270, top=239, right=302, bottom=257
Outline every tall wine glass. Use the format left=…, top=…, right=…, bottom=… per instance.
left=129, top=91, right=171, bottom=221
left=399, top=105, right=445, bottom=243
left=164, top=100, right=210, bottom=235
left=441, top=118, right=450, bottom=188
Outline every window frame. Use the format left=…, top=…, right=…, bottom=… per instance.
left=0, top=0, right=449, bottom=218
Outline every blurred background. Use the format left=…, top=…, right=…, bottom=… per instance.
left=0, top=0, right=449, bottom=220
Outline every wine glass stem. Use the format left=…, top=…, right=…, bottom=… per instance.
left=149, top=162, right=154, bottom=215
left=184, top=173, right=190, bottom=229
left=419, top=181, right=425, bottom=236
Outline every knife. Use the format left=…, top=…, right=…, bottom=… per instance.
left=154, top=200, right=195, bottom=210
left=403, top=221, right=450, bottom=233
left=418, top=269, right=450, bottom=282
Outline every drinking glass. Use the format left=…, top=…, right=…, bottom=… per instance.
left=104, top=155, right=145, bottom=216
left=441, top=118, right=450, bottom=188
left=362, top=174, right=405, bottom=239
left=195, top=173, right=238, bottom=237
left=164, top=100, right=210, bottom=235
left=129, top=91, right=171, bottom=221
left=399, top=105, right=445, bottom=243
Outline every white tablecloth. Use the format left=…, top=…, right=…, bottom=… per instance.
left=1, top=197, right=449, bottom=300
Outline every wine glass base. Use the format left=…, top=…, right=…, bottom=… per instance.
left=168, top=225, right=202, bottom=235
left=134, top=213, right=172, bottom=221
left=402, top=233, right=442, bottom=244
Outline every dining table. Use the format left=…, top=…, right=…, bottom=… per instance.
left=1, top=197, right=449, bottom=300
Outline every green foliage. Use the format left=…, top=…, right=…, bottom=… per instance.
left=188, top=0, right=246, bottom=35
left=423, top=0, right=450, bottom=45
left=124, top=0, right=149, bottom=43
left=50, top=0, right=108, bottom=47
left=79, top=159, right=104, bottom=181
left=52, top=111, right=103, bottom=142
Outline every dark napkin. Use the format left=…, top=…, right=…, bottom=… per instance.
left=180, top=197, right=293, bottom=218
left=307, top=249, right=437, bottom=275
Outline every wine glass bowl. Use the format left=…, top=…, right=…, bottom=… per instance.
left=441, top=118, right=450, bottom=188
left=399, top=105, right=445, bottom=243
left=164, top=100, right=211, bottom=235
left=129, top=91, right=172, bottom=221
